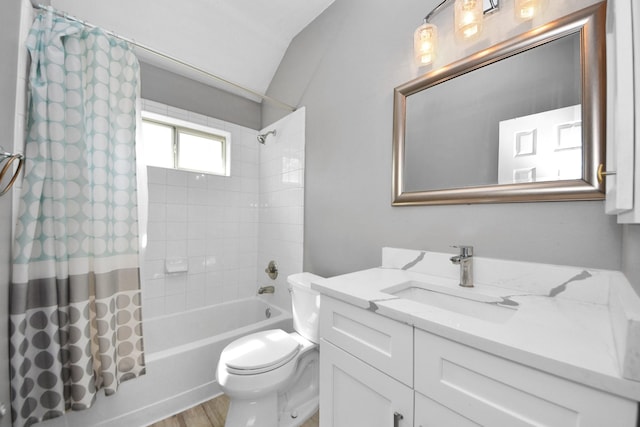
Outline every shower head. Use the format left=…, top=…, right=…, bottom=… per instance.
left=257, top=129, right=276, bottom=144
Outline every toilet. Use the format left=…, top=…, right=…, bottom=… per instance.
left=216, top=273, right=323, bottom=427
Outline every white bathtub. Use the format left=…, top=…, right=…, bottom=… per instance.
left=42, top=297, right=292, bottom=427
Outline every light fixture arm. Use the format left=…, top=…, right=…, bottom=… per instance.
left=423, top=0, right=499, bottom=23
left=424, top=0, right=454, bottom=23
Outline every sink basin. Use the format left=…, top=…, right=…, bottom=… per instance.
left=382, top=280, right=517, bottom=323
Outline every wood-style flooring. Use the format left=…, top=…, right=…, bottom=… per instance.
left=149, top=394, right=320, bottom=427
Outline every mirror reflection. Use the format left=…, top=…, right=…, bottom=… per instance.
left=403, top=32, right=581, bottom=192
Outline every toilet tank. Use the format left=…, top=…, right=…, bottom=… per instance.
left=288, top=273, right=323, bottom=344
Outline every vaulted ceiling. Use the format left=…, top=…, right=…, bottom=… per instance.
left=50, top=0, right=336, bottom=101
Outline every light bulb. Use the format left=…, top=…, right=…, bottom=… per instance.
left=454, top=0, right=483, bottom=39
left=515, top=0, right=540, bottom=20
left=414, top=22, right=438, bottom=66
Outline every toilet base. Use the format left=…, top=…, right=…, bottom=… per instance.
left=223, top=350, right=319, bottom=427
left=225, top=393, right=279, bottom=427
left=224, top=393, right=318, bottom=427
left=278, top=396, right=318, bottom=427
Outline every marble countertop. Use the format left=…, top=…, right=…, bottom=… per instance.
left=311, top=248, right=640, bottom=401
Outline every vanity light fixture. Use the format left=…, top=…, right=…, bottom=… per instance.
left=414, top=21, right=438, bottom=66
left=455, top=0, right=484, bottom=39
left=414, top=0, right=499, bottom=66
left=515, top=0, right=541, bottom=20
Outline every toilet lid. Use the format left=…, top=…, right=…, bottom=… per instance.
left=223, top=329, right=301, bottom=375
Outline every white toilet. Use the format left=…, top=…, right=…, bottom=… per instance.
left=216, top=273, right=323, bottom=427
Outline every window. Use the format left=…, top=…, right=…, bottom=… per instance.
left=141, top=111, right=230, bottom=176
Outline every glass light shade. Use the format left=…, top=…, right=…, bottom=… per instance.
left=515, top=0, right=540, bottom=20
left=414, top=22, right=438, bottom=66
left=454, top=0, right=483, bottom=39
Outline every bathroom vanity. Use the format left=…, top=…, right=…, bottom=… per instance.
left=312, top=248, right=640, bottom=427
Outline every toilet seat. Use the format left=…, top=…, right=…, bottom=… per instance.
left=223, top=329, right=301, bottom=375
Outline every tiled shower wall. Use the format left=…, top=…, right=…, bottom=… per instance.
left=258, top=108, right=306, bottom=310
left=141, top=100, right=305, bottom=318
left=141, top=99, right=261, bottom=318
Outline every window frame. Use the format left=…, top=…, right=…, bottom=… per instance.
left=141, top=110, right=231, bottom=176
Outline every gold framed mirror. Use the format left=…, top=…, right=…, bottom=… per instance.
left=392, top=2, right=606, bottom=206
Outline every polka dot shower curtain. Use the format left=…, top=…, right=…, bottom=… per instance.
left=9, top=11, right=145, bottom=427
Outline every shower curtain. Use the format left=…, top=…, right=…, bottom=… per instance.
left=9, top=12, right=145, bottom=427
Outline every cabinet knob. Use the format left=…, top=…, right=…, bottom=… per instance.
left=393, top=411, right=404, bottom=427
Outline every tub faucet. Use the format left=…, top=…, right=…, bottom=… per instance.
left=258, top=285, right=275, bottom=295
left=450, top=245, right=474, bottom=288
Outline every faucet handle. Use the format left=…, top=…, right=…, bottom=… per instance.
left=452, top=245, right=473, bottom=257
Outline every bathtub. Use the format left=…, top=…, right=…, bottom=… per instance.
left=42, top=297, right=292, bottom=427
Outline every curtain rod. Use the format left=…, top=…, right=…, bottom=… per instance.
left=33, top=4, right=297, bottom=112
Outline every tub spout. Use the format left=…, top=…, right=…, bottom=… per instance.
left=258, top=285, right=275, bottom=295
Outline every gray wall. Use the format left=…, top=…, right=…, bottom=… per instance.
left=0, top=1, right=21, bottom=425
left=264, top=0, right=624, bottom=278
left=140, top=62, right=262, bottom=130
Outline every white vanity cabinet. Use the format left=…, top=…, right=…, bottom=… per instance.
left=319, top=295, right=638, bottom=427
left=319, top=296, right=414, bottom=427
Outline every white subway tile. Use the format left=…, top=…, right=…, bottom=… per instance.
left=167, top=106, right=190, bottom=121
left=148, top=183, right=167, bottom=204
left=189, top=256, right=206, bottom=274
left=188, top=221, right=208, bottom=240
left=188, top=112, right=209, bottom=126
left=145, top=240, right=166, bottom=260
left=166, top=186, right=188, bottom=204
left=167, top=169, right=188, bottom=187
left=143, top=278, right=166, bottom=299
left=206, top=270, right=224, bottom=288
left=186, top=288, right=206, bottom=310
left=166, top=240, right=187, bottom=258
left=165, top=274, right=187, bottom=295
left=187, top=172, right=208, bottom=189
left=142, top=297, right=165, bottom=319
left=144, top=259, right=165, bottom=280
left=147, top=203, right=166, bottom=223
left=237, top=282, right=256, bottom=299
left=143, top=99, right=169, bottom=115
left=165, top=294, right=186, bottom=314
left=222, top=284, right=238, bottom=302
left=166, top=204, right=188, bottom=222
left=147, top=167, right=167, bottom=184
left=188, top=205, right=207, bottom=222
left=207, top=117, right=227, bottom=131
left=188, top=187, right=209, bottom=205
left=205, top=283, right=224, bottom=306
left=205, top=254, right=221, bottom=272
left=146, top=221, right=166, bottom=241
left=188, top=240, right=206, bottom=257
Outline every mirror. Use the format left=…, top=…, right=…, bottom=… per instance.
left=392, top=3, right=606, bottom=206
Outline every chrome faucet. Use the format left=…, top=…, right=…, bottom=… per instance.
left=258, top=285, right=275, bottom=294
left=450, top=245, right=474, bottom=288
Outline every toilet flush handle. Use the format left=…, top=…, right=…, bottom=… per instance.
left=394, top=411, right=403, bottom=427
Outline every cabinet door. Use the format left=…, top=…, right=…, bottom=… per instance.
left=320, top=296, right=413, bottom=386
left=415, top=392, right=480, bottom=427
left=415, top=329, right=638, bottom=427
left=319, top=339, right=413, bottom=427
